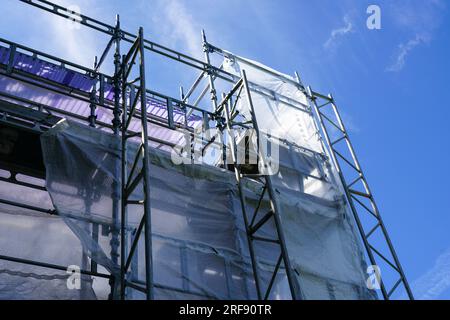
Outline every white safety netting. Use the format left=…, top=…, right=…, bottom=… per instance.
left=0, top=49, right=376, bottom=300
left=30, top=119, right=375, bottom=299
left=0, top=177, right=104, bottom=299
left=222, top=52, right=323, bottom=154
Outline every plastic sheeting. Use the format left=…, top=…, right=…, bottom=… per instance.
left=34, top=119, right=376, bottom=300
left=223, top=53, right=323, bottom=154
left=0, top=177, right=104, bottom=299
left=218, top=53, right=374, bottom=299
left=0, top=42, right=375, bottom=300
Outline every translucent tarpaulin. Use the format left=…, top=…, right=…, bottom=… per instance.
left=35, top=119, right=375, bottom=299
left=222, top=52, right=323, bottom=154
left=0, top=40, right=375, bottom=300
left=0, top=177, right=103, bottom=299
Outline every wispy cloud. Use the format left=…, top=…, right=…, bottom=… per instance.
left=386, top=0, right=446, bottom=72
left=386, top=34, right=429, bottom=72
left=406, top=247, right=450, bottom=299
left=154, top=0, right=204, bottom=59
left=34, top=0, right=106, bottom=68
left=323, top=15, right=353, bottom=51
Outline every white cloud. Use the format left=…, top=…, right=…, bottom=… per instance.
left=406, top=247, right=450, bottom=299
left=386, top=0, right=445, bottom=72
left=154, top=0, right=204, bottom=59
left=323, top=15, right=353, bottom=51
left=32, top=0, right=106, bottom=68
left=386, top=34, right=429, bottom=72
left=390, top=0, right=445, bottom=32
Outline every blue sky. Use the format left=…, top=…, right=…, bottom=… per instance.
left=1, top=0, right=449, bottom=299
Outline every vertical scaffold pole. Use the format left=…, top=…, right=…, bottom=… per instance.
left=138, top=27, right=155, bottom=300
left=110, top=14, right=121, bottom=299
left=241, top=71, right=302, bottom=300
left=221, top=92, right=263, bottom=299
left=120, top=27, right=154, bottom=300
left=201, top=30, right=218, bottom=112
left=218, top=71, right=303, bottom=299
left=120, top=53, right=128, bottom=300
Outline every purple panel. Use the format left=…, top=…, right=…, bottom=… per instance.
left=0, top=44, right=203, bottom=132
left=0, top=46, right=8, bottom=64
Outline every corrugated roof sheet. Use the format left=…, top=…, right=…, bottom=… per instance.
left=0, top=44, right=203, bottom=146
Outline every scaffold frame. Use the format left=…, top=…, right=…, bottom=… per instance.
left=0, top=0, right=413, bottom=300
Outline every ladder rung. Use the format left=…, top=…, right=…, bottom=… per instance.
left=241, top=173, right=265, bottom=179
left=251, top=235, right=280, bottom=244
left=125, top=171, right=144, bottom=199
left=350, top=194, right=378, bottom=219
left=125, top=132, right=141, bottom=139
left=317, top=100, right=332, bottom=109
left=347, top=175, right=362, bottom=188
left=249, top=211, right=273, bottom=235
left=331, top=135, right=347, bottom=146
left=127, top=77, right=141, bottom=85
left=240, top=174, right=265, bottom=184
left=334, top=150, right=361, bottom=174
left=126, top=200, right=144, bottom=205
left=365, top=222, right=380, bottom=239
left=349, top=189, right=371, bottom=199
left=387, top=278, right=403, bottom=298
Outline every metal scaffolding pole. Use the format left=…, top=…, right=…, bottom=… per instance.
left=202, top=30, right=218, bottom=113
left=0, top=0, right=413, bottom=301
left=120, top=27, right=154, bottom=300
left=217, top=71, right=303, bottom=300
left=109, top=14, right=122, bottom=299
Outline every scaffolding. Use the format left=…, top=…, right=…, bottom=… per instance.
left=0, top=0, right=413, bottom=300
